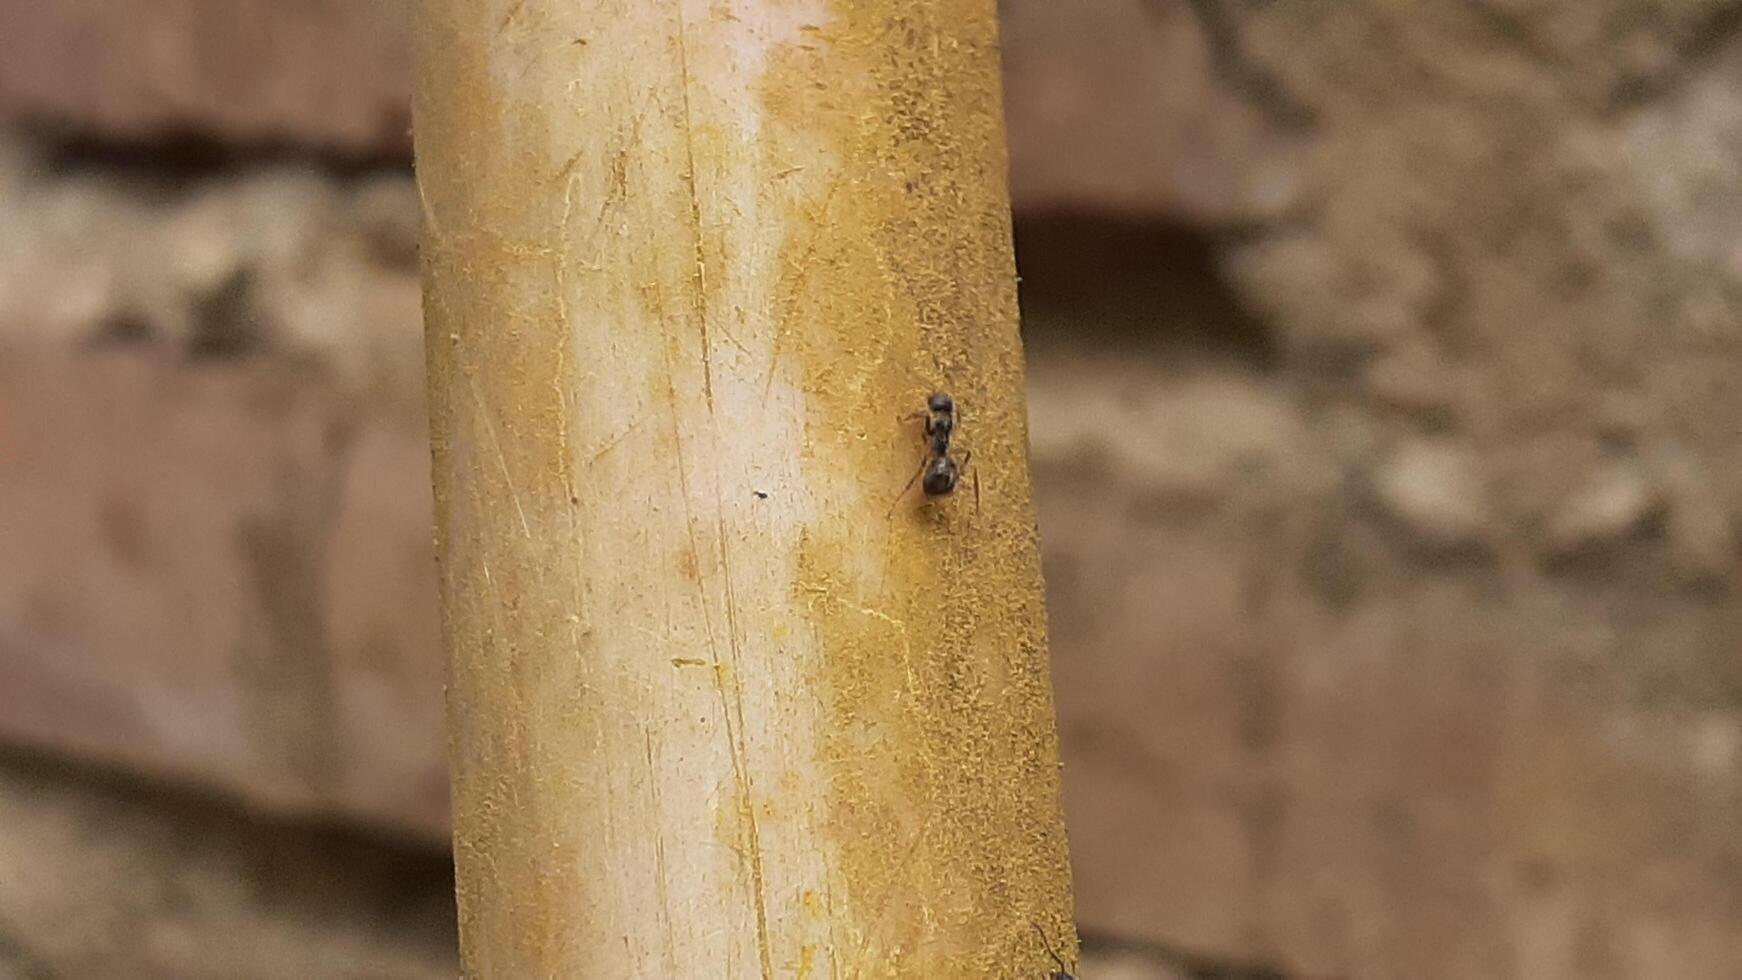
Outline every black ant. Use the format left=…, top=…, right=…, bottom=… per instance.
left=891, top=391, right=975, bottom=513
left=1033, top=922, right=1077, bottom=979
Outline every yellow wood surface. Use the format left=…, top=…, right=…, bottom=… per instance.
left=415, top=0, right=1075, bottom=975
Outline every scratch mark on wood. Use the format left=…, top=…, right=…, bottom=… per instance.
left=477, top=557, right=511, bottom=660
left=645, top=728, right=679, bottom=976
left=416, top=175, right=444, bottom=242
left=652, top=282, right=718, bottom=661
left=582, top=418, right=649, bottom=469
left=673, top=2, right=718, bottom=420
left=672, top=6, right=771, bottom=976
left=553, top=155, right=584, bottom=509
left=470, top=376, right=533, bottom=540
left=762, top=179, right=842, bottom=410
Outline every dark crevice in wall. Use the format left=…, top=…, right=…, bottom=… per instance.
left=1014, top=212, right=1277, bottom=372
left=1177, top=0, right=1318, bottom=131
left=1606, top=6, right=1742, bottom=111
left=17, top=121, right=412, bottom=186
left=0, top=744, right=456, bottom=927
left=0, top=913, right=59, bottom=980
left=1081, top=928, right=1294, bottom=979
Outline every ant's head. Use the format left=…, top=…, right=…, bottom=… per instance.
left=927, top=392, right=954, bottom=414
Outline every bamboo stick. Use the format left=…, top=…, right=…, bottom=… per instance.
left=415, top=0, right=1075, bottom=975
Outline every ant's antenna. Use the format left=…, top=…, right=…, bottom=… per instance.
left=1032, top=921, right=1073, bottom=976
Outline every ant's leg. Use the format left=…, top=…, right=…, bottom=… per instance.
left=956, top=449, right=979, bottom=514
left=886, top=452, right=928, bottom=518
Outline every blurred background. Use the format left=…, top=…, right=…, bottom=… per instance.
left=1, top=1, right=1740, bottom=978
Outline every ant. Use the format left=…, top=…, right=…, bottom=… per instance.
left=891, top=391, right=975, bottom=513
left=1032, top=922, right=1077, bottom=979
